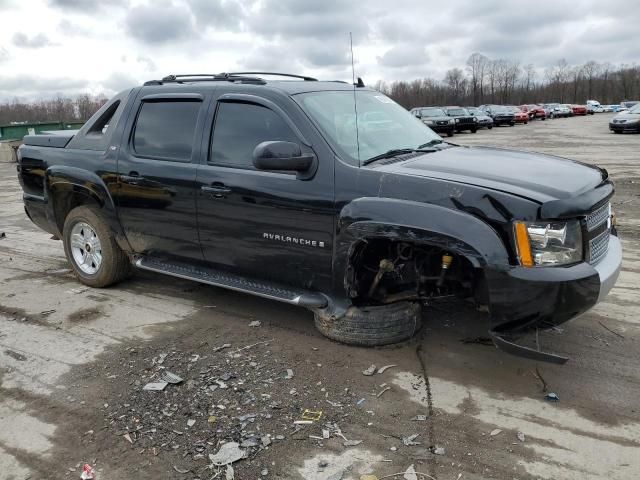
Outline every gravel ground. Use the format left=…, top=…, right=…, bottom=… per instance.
left=1, top=113, right=639, bottom=480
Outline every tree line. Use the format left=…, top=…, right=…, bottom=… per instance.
left=0, top=94, right=107, bottom=125
left=375, top=53, right=640, bottom=109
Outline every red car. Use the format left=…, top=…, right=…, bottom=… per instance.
left=508, top=106, right=529, bottom=124
left=571, top=104, right=587, bottom=115
left=520, top=104, right=546, bottom=120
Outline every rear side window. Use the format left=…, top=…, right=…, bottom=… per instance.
left=210, top=102, right=297, bottom=169
left=133, top=101, right=201, bottom=161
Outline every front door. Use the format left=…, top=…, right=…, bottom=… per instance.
left=116, top=93, right=208, bottom=261
left=195, top=94, right=335, bottom=290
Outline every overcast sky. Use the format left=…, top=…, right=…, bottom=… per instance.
left=0, top=0, right=638, bottom=100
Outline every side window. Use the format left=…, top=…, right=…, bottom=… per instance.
left=210, top=102, right=298, bottom=169
left=133, top=100, right=201, bottom=161
left=87, top=100, right=120, bottom=136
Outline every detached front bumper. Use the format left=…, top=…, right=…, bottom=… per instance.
left=486, top=234, right=622, bottom=363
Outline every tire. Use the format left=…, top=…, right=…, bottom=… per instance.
left=524, top=121, right=528, bottom=124
left=63, top=205, right=131, bottom=288
left=613, top=130, right=622, bottom=134
left=447, top=130, right=454, bottom=137
left=314, top=301, right=422, bottom=347
left=471, top=128, right=477, bottom=133
left=509, top=122, right=515, bottom=127
left=488, top=125, right=493, bottom=129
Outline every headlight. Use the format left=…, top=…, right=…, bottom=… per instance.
left=472, top=117, right=477, bottom=122
left=448, top=119, right=455, bottom=124
left=513, top=220, right=582, bottom=266
left=454, top=118, right=460, bottom=123
left=424, top=120, right=434, bottom=125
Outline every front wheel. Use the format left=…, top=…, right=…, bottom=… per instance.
left=447, top=130, right=454, bottom=137
left=488, top=125, right=493, bottom=129
left=471, top=128, right=477, bottom=133
left=314, top=302, right=422, bottom=347
left=509, top=122, right=515, bottom=127
left=63, top=206, right=131, bottom=288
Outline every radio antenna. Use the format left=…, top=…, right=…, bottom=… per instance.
left=350, top=32, right=361, bottom=166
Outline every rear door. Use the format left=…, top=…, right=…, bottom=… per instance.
left=195, top=92, right=335, bottom=290
left=116, top=92, right=209, bottom=261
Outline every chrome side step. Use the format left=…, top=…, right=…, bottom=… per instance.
left=134, top=257, right=327, bottom=309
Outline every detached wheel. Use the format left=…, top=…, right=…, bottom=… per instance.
left=63, top=206, right=131, bottom=288
left=314, top=301, right=422, bottom=347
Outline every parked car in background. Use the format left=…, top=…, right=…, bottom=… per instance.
left=480, top=105, right=516, bottom=126
left=410, top=107, right=456, bottom=137
left=562, top=104, right=575, bottom=116
left=507, top=106, right=529, bottom=124
left=609, top=102, right=640, bottom=133
left=620, top=101, right=639, bottom=111
left=520, top=104, right=546, bottom=120
left=587, top=100, right=603, bottom=113
left=545, top=103, right=572, bottom=118
left=571, top=104, right=588, bottom=116
left=602, top=105, right=615, bottom=112
left=443, top=106, right=478, bottom=133
left=466, top=107, right=493, bottom=129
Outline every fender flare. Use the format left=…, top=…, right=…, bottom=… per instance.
left=44, top=166, right=127, bottom=248
left=333, top=197, right=510, bottom=293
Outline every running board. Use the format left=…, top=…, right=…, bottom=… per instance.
left=489, top=330, right=569, bottom=365
left=135, top=257, right=327, bottom=309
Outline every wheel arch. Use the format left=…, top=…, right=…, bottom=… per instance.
left=44, top=166, right=128, bottom=250
left=333, top=197, right=510, bottom=295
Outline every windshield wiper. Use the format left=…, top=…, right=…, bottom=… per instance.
left=362, top=148, right=436, bottom=166
left=418, top=139, right=444, bottom=148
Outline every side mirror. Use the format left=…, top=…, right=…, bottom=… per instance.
left=252, top=141, right=315, bottom=173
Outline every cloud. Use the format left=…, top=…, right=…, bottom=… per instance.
left=378, top=45, right=428, bottom=69
left=57, top=19, right=91, bottom=37
left=0, top=75, right=89, bottom=100
left=48, top=0, right=128, bottom=11
left=12, top=33, right=52, bottom=49
left=189, top=0, right=246, bottom=30
left=125, top=2, right=197, bottom=44
left=101, top=72, right=139, bottom=93
left=0, top=47, right=9, bottom=63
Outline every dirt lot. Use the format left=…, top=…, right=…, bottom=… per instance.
left=1, top=113, right=639, bottom=480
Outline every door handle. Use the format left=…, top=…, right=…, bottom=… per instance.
left=120, top=172, right=144, bottom=185
left=201, top=184, right=231, bottom=198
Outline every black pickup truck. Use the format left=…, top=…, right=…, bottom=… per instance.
left=16, top=72, right=622, bottom=363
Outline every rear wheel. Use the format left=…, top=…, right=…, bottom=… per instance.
left=314, top=301, right=422, bottom=347
left=63, top=206, right=131, bottom=288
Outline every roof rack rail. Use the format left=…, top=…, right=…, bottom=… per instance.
left=143, top=72, right=317, bottom=86
left=227, top=72, right=318, bottom=81
left=143, top=73, right=267, bottom=86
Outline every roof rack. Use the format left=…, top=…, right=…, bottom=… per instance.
left=143, top=72, right=317, bottom=86
left=228, top=72, right=317, bottom=81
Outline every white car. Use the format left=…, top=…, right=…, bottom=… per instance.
left=587, top=100, right=604, bottom=113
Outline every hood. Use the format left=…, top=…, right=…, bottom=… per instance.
left=611, top=112, right=640, bottom=122
left=375, top=145, right=605, bottom=203
left=421, top=116, right=451, bottom=122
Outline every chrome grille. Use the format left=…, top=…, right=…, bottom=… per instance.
left=589, top=229, right=610, bottom=265
left=586, top=202, right=610, bottom=232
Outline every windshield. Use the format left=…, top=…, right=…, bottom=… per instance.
left=421, top=108, right=445, bottom=117
left=446, top=108, right=468, bottom=116
left=298, top=91, right=442, bottom=166
left=629, top=103, right=640, bottom=113
left=467, top=108, right=480, bottom=115
left=490, top=106, right=508, bottom=113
